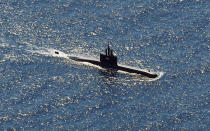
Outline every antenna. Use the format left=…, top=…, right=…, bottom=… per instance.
left=107, top=43, right=110, bottom=56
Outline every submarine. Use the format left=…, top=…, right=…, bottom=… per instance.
left=64, top=44, right=158, bottom=78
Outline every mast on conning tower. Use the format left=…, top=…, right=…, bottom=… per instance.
left=108, top=44, right=110, bottom=56
left=100, top=43, right=118, bottom=66
left=107, top=43, right=114, bottom=56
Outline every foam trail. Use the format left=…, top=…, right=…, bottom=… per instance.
left=27, top=46, right=101, bottom=69
left=27, top=46, right=98, bottom=64
left=28, top=47, right=69, bottom=59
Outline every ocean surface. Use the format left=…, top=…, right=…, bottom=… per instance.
left=0, top=0, right=209, bottom=130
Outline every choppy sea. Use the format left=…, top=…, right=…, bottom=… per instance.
left=0, top=0, right=209, bottom=130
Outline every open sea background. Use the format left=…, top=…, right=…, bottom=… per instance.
left=0, top=0, right=209, bottom=130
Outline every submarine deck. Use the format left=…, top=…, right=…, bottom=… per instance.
left=69, top=56, right=158, bottom=78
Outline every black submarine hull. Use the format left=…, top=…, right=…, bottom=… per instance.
left=69, top=56, right=158, bottom=78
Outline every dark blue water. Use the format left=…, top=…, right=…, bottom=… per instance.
left=0, top=0, right=209, bottom=130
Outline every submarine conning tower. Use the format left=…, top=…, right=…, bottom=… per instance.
left=100, top=44, right=118, bottom=67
